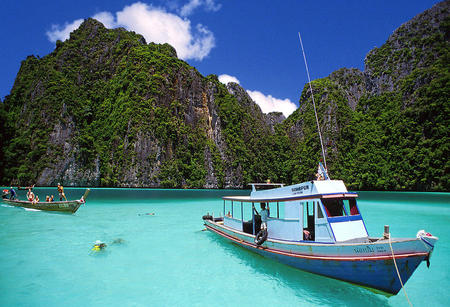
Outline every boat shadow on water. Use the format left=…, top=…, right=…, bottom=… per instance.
left=207, top=233, right=391, bottom=306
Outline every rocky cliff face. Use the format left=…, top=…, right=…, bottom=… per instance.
left=282, top=0, right=449, bottom=190
left=364, top=1, right=449, bottom=97
left=1, top=19, right=273, bottom=188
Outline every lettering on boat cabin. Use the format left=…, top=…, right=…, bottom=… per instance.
left=291, top=185, right=309, bottom=195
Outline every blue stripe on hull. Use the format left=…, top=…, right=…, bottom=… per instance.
left=240, top=242, right=425, bottom=294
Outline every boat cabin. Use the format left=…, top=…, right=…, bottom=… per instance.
left=222, top=180, right=368, bottom=243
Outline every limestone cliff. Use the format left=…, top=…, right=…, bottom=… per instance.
left=1, top=19, right=273, bottom=188
left=282, top=0, right=449, bottom=190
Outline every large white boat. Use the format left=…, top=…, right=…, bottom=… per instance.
left=203, top=178, right=437, bottom=294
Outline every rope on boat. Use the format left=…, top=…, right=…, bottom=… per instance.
left=388, top=234, right=413, bottom=307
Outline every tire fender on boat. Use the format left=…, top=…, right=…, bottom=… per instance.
left=254, top=229, right=268, bottom=246
left=202, top=214, right=213, bottom=221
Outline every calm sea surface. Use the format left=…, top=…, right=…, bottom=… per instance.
left=0, top=188, right=449, bottom=307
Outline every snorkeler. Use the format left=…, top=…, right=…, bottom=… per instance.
left=92, top=240, right=107, bottom=251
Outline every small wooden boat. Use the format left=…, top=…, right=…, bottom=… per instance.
left=3, top=189, right=90, bottom=213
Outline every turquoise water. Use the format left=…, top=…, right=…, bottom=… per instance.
left=0, top=188, right=449, bottom=306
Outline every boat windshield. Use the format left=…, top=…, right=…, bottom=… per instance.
left=321, top=198, right=359, bottom=217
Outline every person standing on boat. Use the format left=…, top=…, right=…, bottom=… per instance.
left=259, top=203, right=270, bottom=230
left=9, top=187, right=16, bottom=200
left=57, top=183, right=66, bottom=201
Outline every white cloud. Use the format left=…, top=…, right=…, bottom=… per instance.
left=180, top=0, right=201, bottom=16
left=246, top=90, right=297, bottom=118
left=218, top=74, right=240, bottom=84
left=116, top=3, right=215, bottom=60
left=46, top=19, right=83, bottom=42
left=92, top=11, right=115, bottom=29
left=45, top=2, right=215, bottom=61
left=180, top=0, right=221, bottom=17
left=218, top=74, right=297, bottom=117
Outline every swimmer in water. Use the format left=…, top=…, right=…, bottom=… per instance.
left=92, top=240, right=107, bottom=251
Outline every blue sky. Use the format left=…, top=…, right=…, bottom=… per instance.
left=0, top=0, right=441, bottom=116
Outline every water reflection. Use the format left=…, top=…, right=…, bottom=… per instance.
left=207, top=233, right=390, bottom=307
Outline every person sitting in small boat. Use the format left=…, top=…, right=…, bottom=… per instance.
left=49, top=195, right=54, bottom=202
left=33, top=195, right=40, bottom=204
left=9, top=187, right=17, bottom=200
left=303, top=230, right=312, bottom=240
left=57, top=183, right=66, bottom=201
left=92, top=240, right=107, bottom=251
left=45, top=196, right=50, bottom=202
left=2, top=189, right=9, bottom=199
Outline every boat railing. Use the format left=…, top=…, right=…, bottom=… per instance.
left=248, top=183, right=284, bottom=192
left=223, top=215, right=304, bottom=242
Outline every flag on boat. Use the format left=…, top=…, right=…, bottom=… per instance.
left=317, top=162, right=329, bottom=180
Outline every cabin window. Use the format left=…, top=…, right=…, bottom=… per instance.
left=303, top=202, right=314, bottom=227
left=321, top=198, right=346, bottom=217
left=302, top=201, right=315, bottom=241
left=224, top=201, right=244, bottom=220
left=303, top=202, right=308, bottom=227
left=317, top=202, right=324, bottom=218
left=275, top=202, right=285, bottom=219
left=343, top=199, right=359, bottom=215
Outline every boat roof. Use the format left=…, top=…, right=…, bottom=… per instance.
left=223, top=192, right=358, bottom=203
left=224, top=180, right=357, bottom=203
left=248, top=183, right=285, bottom=187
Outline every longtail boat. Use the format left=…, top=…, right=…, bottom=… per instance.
left=2, top=189, right=90, bottom=213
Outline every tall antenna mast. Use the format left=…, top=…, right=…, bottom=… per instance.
left=298, top=32, right=327, bottom=170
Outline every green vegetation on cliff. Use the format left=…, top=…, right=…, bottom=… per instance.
left=273, top=9, right=449, bottom=191
left=1, top=19, right=273, bottom=188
